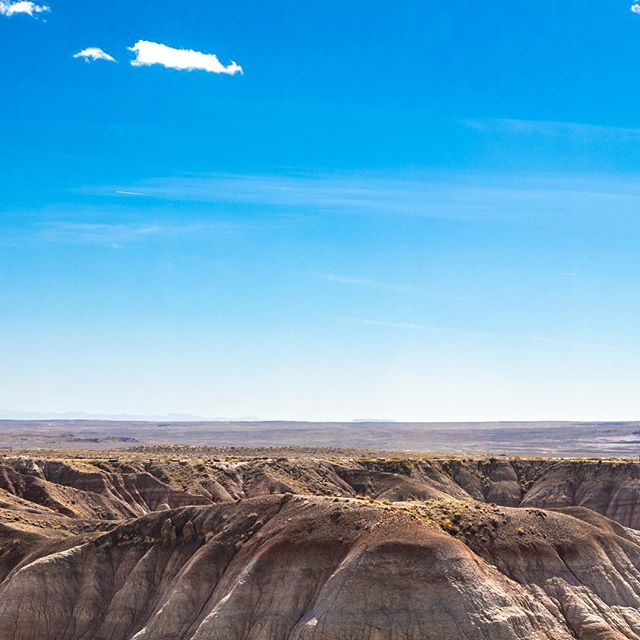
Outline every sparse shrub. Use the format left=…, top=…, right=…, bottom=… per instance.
left=379, top=459, right=414, bottom=476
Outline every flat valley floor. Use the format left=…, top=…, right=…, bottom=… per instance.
left=2, top=419, right=640, bottom=456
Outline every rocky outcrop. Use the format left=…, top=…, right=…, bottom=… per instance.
left=6, top=455, right=640, bottom=529
left=0, top=496, right=570, bottom=640
left=6, top=493, right=640, bottom=639
left=4, top=453, right=640, bottom=638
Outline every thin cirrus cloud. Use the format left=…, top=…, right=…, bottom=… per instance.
left=322, top=274, right=467, bottom=302
left=38, top=221, right=236, bottom=245
left=115, top=190, right=151, bottom=197
left=340, top=318, right=574, bottom=347
left=73, top=47, right=116, bottom=63
left=464, top=117, right=640, bottom=141
left=322, top=274, right=418, bottom=295
left=128, top=40, right=243, bottom=75
left=99, top=171, right=640, bottom=229
left=340, top=318, right=474, bottom=335
left=0, top=1, right=49, bottom=16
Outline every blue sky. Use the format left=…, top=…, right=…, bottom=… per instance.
left=1, top=0, right=640, bottom=421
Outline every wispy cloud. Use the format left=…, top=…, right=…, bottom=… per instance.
left=43, top=222, right=163, bottom=244
left=39, top=221, right=235, bottom=245
left=465, top=117, right=640, bottom=141
left=73, top=47, right=116, bottom=63
left=128, top=40, right=243, bottom=75
left=323, top=274, right=418, bottom=295
left=341, top=318, right=468, bottom=334
left=323, top=274, right=468, bottom=302
left=0, top=1, right=49, bottom=16
left=98, top=174, right=398, bottom=211
left=341, top=318, right=588, bottom=349
left=631, top=3, right=640, bottom=14
left=81, top=171, right=640, bottom=240
left=115, top=190, right=150, bottom=197
left=99, top=171, right=640, bottom=228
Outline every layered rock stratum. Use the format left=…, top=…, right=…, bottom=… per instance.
left=4, top=449, right=640, bottom=638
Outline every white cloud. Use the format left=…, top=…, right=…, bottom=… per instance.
left=128, top=40, right=243, bottom=75
left=0, top=1, right=49, bottom=16
left=632, top=3, right=640, bottom=13
left=73, top=47, right=116, bottom=63
left=115, top=190, right=150, bottom=197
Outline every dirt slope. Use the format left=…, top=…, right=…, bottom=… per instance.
left=3, top=451, right=640, bottom=639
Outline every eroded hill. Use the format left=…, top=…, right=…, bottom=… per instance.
left=4, top=449, right=640, bottom=639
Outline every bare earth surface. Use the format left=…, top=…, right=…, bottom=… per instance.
left=4, top=446, right=640, bottom=638
left=2, top=419, right=640, bottom=455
